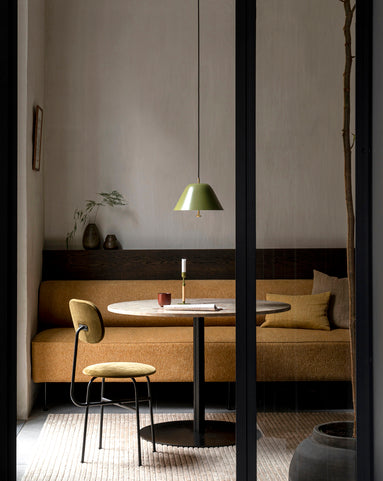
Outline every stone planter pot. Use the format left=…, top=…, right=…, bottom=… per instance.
left=289, top=421, right=356, bottom=481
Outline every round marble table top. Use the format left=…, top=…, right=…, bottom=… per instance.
left=255, top=300, right=291, bottom=315
left=107, top=299, right=290, bottom=317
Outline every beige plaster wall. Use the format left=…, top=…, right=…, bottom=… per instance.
left=256, top=0, right=354, bottom=248
left=43, top=0, right=235, bottom=249
left=17, top=0, right=46, bottom=419
left=43, top=0, right=351, bottom=251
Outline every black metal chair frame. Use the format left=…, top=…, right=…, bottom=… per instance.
left=70, top=324, right=156, bottom=466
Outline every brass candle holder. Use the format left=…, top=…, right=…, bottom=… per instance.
left=181, top=272, right=186, bottom=304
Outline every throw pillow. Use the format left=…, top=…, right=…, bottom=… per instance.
left=311, top=269, right=349, bottom=329
left=262, top=292, right=331, bottom=330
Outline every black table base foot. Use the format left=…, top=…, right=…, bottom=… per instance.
left=140, top=420, right=236, bottom=447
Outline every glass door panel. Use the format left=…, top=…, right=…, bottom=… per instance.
left=255, top=1, right=356, bottom=479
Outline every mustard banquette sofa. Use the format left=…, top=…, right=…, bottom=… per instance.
left=31, top=278, right=351, bottom=388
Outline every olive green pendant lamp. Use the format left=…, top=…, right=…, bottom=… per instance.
left=173, top=0, right=223, bottom=218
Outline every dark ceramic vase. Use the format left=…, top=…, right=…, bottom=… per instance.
left=289, top=421, right=356, bottom=481
left=82, top=223, right=101, bottom=249
left=103, top=234, right=119, bottom=250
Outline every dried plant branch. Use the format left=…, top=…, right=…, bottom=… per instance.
left=342, top=0, right=356, bottom=438
left=66, top=190, right=128, bottom=249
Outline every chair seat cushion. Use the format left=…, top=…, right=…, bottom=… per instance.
left=83, top=362, right=156, bottom=378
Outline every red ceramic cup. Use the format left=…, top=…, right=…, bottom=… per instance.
left=158, top=293, right=171, bottom=307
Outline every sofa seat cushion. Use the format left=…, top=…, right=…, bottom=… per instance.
left=255, top=326, right=351, bottom=381
left=32, top=326, right=236, bottom=383
left=32, top=323, right=351, bottom=384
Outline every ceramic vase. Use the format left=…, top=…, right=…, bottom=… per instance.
left=103, top=234, right=119, bottom=250
left=82, top=223, right=101, bottom=250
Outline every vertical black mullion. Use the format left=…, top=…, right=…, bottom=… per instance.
left=355, top=0, right=373, bottom=480
left=236, top=1, right=256, bottom=480
left=193, top=317, right=205, bottom=437
left=0, top=0, right=17, bottom=479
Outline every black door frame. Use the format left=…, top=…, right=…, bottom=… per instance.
left=1, top=0, right=17, bottom=479
left=0, top=0, right=373, bottom=479
left=355, top=0, right=373, bottom=479
left=235, top=1, right=257, bottom=481
left=235, top=0, right=373, bottom=480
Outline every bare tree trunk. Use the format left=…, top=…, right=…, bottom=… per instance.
left=341, top=0, right=356, bottom=438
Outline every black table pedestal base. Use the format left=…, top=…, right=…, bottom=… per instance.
left=140, top=420, right=235, bottom=447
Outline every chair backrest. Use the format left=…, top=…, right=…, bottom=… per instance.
left=69, top=299, right=105, bottom=344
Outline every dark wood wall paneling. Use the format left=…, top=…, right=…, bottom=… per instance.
left=42, top=248, right=347, bottom=281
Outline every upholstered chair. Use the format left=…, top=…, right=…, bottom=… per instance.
left=69, top=298, right=156, bottom=466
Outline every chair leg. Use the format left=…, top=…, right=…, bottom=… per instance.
left=146, top=376, right=156, bottom=452
left=81, top=377, right=95, bottom=463
left=132, top=378, right=142, bottom=466
left=99, top=378, right=105, bottom=450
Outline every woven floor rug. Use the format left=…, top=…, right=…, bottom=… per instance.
left=21, top=411, right=352, bottom=481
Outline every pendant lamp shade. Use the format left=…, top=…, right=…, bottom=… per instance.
left=174, top=182, right=223, bottom=212
left=173, top=0, right=223, bottom=216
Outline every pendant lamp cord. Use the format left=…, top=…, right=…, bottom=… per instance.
left=197, top=0, right=200, bottom=183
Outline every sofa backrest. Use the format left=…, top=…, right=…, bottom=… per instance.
left=39, top=280, right=235, bottom=328
left=38, top=279, right=313, bottom=329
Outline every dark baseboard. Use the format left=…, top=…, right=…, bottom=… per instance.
left=37, top=380, right=352, bottom=412
left=256, top=381, right=353, bottom=412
